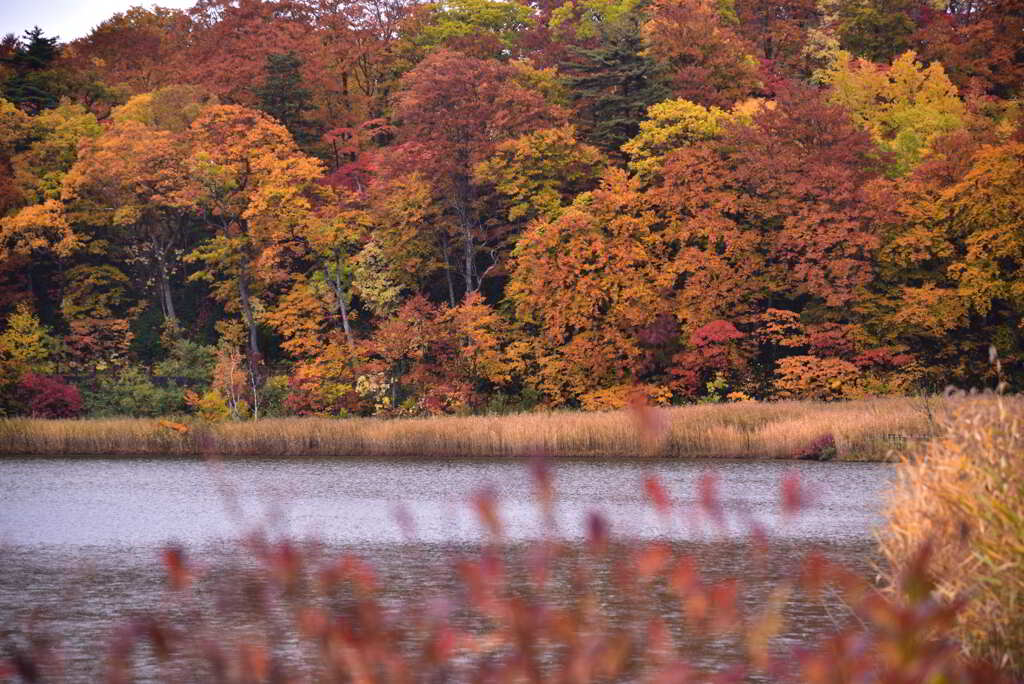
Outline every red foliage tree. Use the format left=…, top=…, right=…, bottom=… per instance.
left=658, top=83, right=889, bottom=319
left=171, top=0, right=321, bottom=107
left=65, top=7, right=188, bottom=97
left=735, top=0, right=821, bottom=77
left=645, top=0, right=762, bottom=107
left=671, top=319, right=748, bottom=396
left=364, top=296, right=473, bottom=415
left=392, top=50, right=567, bottom=298
left=912, top=0, right=1024, bottom=98
left=507, top=169, right=676, bottom=405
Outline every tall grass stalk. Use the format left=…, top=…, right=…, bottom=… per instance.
left=879, top=394, right=1024, bottom=675
left=0, top=397, right=961, bottom=460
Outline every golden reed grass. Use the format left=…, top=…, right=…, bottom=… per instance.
left=0, top=397, right=954, bottom=460
left=879, top=394, right=1024, bottom=675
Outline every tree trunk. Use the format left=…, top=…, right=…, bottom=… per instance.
left=453, top=174, right=476, bottom=299
left=238, top=270, right=261, bottom=361
left=463, top=223, right=475, bottom=299
left=161, top=277, right=176, bottom=322
left=249, top=363, right=260, bottom=421
left=440, top=234, right=456, bottom=307
left=332, top=263, right=356, bottom=348
left=156, top=251, right=177, bottom=322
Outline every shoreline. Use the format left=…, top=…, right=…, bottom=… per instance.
left=0, top=397, right=949, bottom=462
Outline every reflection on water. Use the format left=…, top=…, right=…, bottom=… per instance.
left=0, top=457, right=892, bottom=680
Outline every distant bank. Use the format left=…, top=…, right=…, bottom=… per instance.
left=0, top=397, right=964, bottom=461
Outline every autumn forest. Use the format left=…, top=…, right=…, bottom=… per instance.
left=0, top=0, right=1022, bottom=420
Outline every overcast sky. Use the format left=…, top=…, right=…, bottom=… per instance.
left=2, top=0, right=196, bottom=43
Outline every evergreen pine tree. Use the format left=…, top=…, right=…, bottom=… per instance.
left=838, top=0, right=916, bottom=64
left=2, top=27, right=62, bottom=114
left=254, top=52, right=317, bottom=147
left=560, top=12, right=669, bottom=158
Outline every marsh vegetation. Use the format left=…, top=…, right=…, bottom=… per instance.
left=0, top=396, right=954, bottom=460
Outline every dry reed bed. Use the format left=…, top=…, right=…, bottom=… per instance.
left=0, top=397, right=961, bottom=460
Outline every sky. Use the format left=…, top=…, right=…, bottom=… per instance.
left=2, top=0, right=196, bottom=43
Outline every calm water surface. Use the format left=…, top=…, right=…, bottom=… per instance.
left=0, top=457, right=892, bottom=680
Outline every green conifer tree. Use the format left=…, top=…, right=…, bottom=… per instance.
left=560, top=11, right=669, bottom=158
left=254, top=52, right=317, bottom=147
left=2, top=27, right=63, bottom=114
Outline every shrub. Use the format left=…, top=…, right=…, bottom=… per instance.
left=283, top=344, right=365, bottom=417
left=796, top=433, right=837, bottom=461
left=82, top=367, right=186, bottom=417
left=880, top=394, right=1024, bottom=675
left=580, top=383, right=672, bottom=411
left=482, top=386, right=543, bottom=415
left=63, top=318, right=134, bottom=373
left=0, top=302, right=57, bottom=375
left=16, top=373, right=83, bottom=418
left=258, top=374, right=291, bottom=417
left=154, top=337, right=216, bottom=385
left=183, top=388, right=236, bottom=422
left=283, top=374, right=358, bottom=417
left=210, top=346, right=256, bottom=420
left=774, top=355, right=860, bottom=400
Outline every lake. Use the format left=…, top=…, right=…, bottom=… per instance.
left=0, top=457, right=893, bottom=680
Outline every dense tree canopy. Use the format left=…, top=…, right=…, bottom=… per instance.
left=0, top=0, right=1021, bottom=418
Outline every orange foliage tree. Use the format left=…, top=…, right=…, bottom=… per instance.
left=508, top=169, right=676, bottom=406
left=871, top=134, right=1024, bottom=385
left=184, top=104, right=325, bottom=364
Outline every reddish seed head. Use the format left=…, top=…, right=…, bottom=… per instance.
left=647, top=616, right=670, bottom=654
left=780, top=471, right=808, bottom=517
left=479, top=548, right=504, bottom=581
left=644, top=475, right=672, bottom=515
left=668, top=555, right=700, bottom=596
left=429, top=625, right=458, bottom=664
left=297, top=607, right=330, bottom=638
left=747, top=521, right=769, bottom=553
left=162, top=545, right=190, bottom=591
left=143, top=618, right=171, bottom=660
left=587, top=511, right=609, bottom=551
left=392, top=503, right=416, bottom=539
left=634, top=542, right=672, bottom=580
left=684, top=588, right=711, bottom=624
left=338, top=555, right=377, bottom=593
left=527, top=543, right=554, bottom=586
left=697, top=472, right=723, bottom=524
left=472, top=485, right=503, bottom=538
left=272, top=541, right=302, bottom=583
left=238, top=642, right=269, bottom=680
left=708, top=580, right=740, bottom=632
left=629, top=390, right=669, bottom=445
left=529, top=455, right=553, bottom=508
left=799, top=552, right=829, bottom=597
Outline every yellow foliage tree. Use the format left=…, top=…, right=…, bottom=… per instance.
left=0, top=301, right=57, bottom=376
left=825, top=50, right=966, bottom=175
